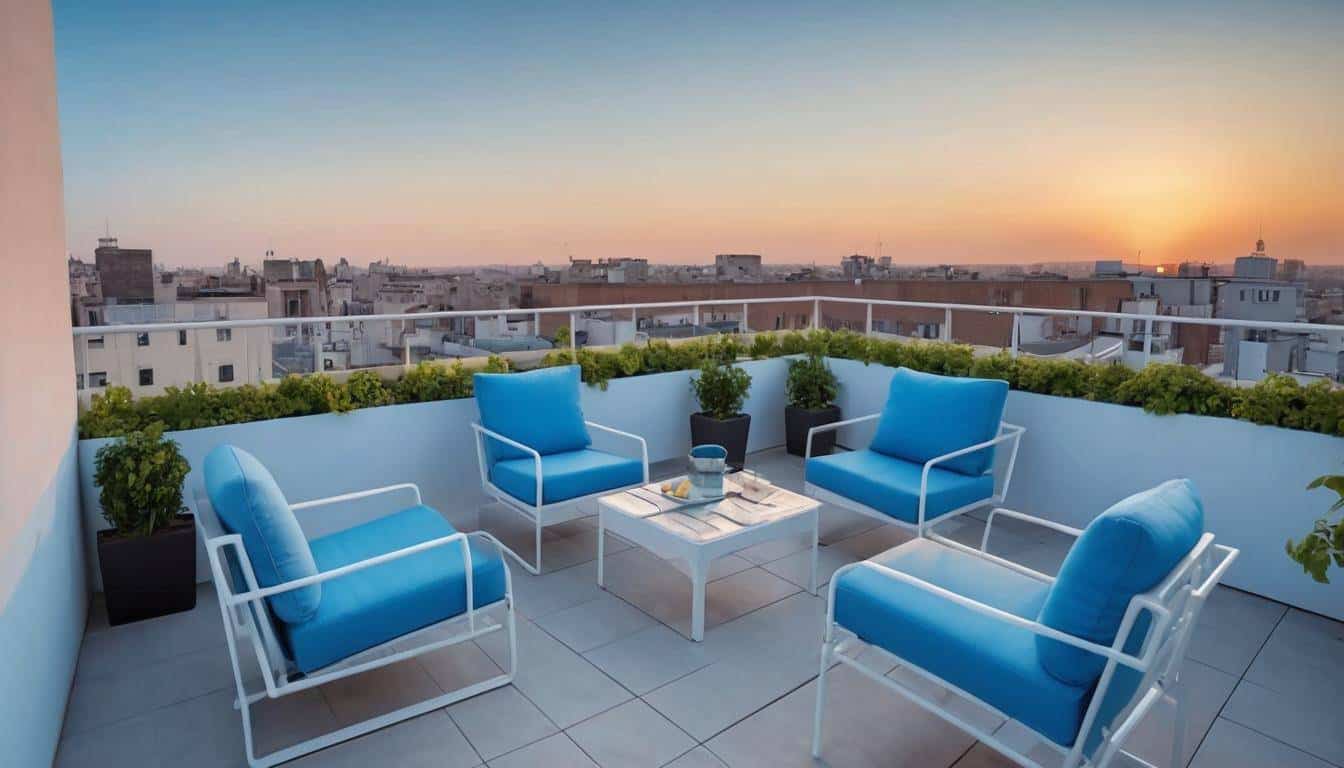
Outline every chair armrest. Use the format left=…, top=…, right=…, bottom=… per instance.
left=982, top=506, right=1082, bottom=553
left=471, top=423, right=544, bottom=508
left=585, top=421, right=650, bottom=481
left=805, top=413, right=881, bottom=460
left=829, top=558, right=1149, bottom=672
left=216, top=530, right=476, bottom=606
left=915, top=423, right=1025, bottom=530
left=290, top=483, right=423, bottom=512
left=921, top=422, right=1025, bottom=474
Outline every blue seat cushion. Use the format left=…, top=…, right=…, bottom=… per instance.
left=869, top=367, right=1008, bottom=476
left=834, top=539, right=1091, bottom=747
left=203, top=444, right=320, bottom=624
left=806, top=449, right=994, bottom=524
left=280, top=505, right=507, bottom=674
left=474, top=365, right=591, bottom=462
left=490, top=448, right=644, bottom=506
left=1037, top=479, right=1204, bottom=687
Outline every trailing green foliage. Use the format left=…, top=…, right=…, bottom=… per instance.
left=92, top=423, right=190, bottom=536
left=78, top=329, right=1344, bottom=441
left=786, top=352, right=839, bottom=410
left=1287, top=474, right=1344, bottom=583
left=690, top=361, right=753, bottom=420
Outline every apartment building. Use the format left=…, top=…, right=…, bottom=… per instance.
left=520, top=278, right=1134, bottom=348
left=74, top=295, right=272, bottom=400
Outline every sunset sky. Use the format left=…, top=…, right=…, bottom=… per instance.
left=53, top=1, right=1343, bottom=268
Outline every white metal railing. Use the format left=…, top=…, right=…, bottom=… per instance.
left=71, top=294, right=1344, bottom=392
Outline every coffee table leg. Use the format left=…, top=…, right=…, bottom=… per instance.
left=809, top=509, right=820, bottom=596
left=690, top=553, right=707, bottom=642
left=597, top=511, right=606, bottom=589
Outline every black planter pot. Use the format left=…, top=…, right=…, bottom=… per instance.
left=785, top=404, right=842, bottom=457
left=97, top=513, right=197, bottom=626
left=690, top=412, right=751, bottom=471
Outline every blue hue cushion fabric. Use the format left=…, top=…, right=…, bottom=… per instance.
left=833, top=539, right=1091, bottom=747
left=868, top=367, right=1008, bottom=476
left=491, top=448, right=644, bottom=506
left=473, top=365, right=591, bottom=462
left=281, top=504, right=507, bottom=674
left=805, top=449, right=994, bottom=524
left=203, top=444, right=320, bottom=624
left=1036, top=479, right=1204, bottom=687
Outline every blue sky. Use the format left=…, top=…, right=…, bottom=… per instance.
left=54, top=1, right=1344, bottom=267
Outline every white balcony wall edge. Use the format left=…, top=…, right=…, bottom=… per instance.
left=826, top=356, right=1344, bottom=621
left=76, top=358, right=790, bottom=588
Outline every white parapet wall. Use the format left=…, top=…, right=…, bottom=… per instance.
left=825, top=356, right=1344, bottom=622
left=76, top=358, right=790, bottom=588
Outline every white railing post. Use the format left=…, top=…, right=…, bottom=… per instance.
left=813, top=299, right=821, bottom=330
left=1010, top=314, right=1020, bottom=358
left=569, top=311, right=577, bottom=355
left=533, top=311, right=541, bottom=337
left=692, top=304, right=700, bottom=328
left=741, top=302, right=749, bottom=333
left=402, top=320, right=411, bottom=367
left=865, top=303, right=873, bottom=336
left=79, top=335, right=89, bottom=394
left=1143, top=318, right=1154, bottom=367
left=943, top=308, right=952, bottom=342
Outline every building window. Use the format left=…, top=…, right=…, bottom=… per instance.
left=137, top=332, right=149, bottom=347
left=1272, top=290, right=1281, bottom=302
left=88, top=371, right=107, bottom=387
left=87, top=336, right=104, bottom=349
left=178, top=330, right=188, bottom=346
left=217, top=328, right=232, bottom=342
left=87, top=310, right=99, bottom=326
left=138, top=368, right=154, bottom=386
left=1240, top=289, right=1246, bottom=301
left=218, top=364, right=235, bottom=383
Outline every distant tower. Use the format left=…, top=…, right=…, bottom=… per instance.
left=1254, top=237, right=1266, bottom=255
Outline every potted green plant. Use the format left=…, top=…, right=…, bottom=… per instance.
left=93, top=422, right=195, bottom=625
left=689, top=361, right=753, bottom=470
left=1286, top=473, right=1344, bottom=583
left=785, top=352, right=841, bottom=456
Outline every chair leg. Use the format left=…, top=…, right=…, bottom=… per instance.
left=1169, top=691, right=1188, bottom=768
left=812, top=639, right=834, bottom=758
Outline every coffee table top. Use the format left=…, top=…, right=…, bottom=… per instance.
left=599, top=474, right=819, bottom=545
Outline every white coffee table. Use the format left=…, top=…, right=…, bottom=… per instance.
left=596, top=476, right=820, bottom=642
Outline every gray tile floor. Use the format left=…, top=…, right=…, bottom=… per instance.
left=55, top=449, right=1342, bottom=768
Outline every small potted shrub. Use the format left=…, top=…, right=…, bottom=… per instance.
left=93, top=423, right=195, bottom=625
left=785, top=352, right=841, bottom=456
left=689, top=361, right=753, bottom=470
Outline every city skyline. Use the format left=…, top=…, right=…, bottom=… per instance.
left=54, top=0, right=1344, bottom=267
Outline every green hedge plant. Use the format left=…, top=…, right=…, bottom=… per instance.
left=93, top=423, right=191, bottom=536
left=79, top=330, right=1344, bottom=441
left=786, top=352, right=839, bottom=410
left=690, top=362, right=752, bottom=420
left=1287, top=474, right=1344, bottom=583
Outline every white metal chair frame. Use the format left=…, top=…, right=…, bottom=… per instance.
left=803, top=413, right=1026, bottom=536
left=812, top=507, right=1239, bottom=768
left=195, top=482, right=518, bottom=768
left=471, top=420, right=649, bottom=574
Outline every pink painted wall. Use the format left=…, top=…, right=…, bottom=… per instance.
left=0, top=1, right=87, bottom=764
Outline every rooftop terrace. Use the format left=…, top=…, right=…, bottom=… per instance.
left=54, top=448, right=1343, bottom=768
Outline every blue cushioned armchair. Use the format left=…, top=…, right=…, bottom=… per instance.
left=197, top=445, right=517, bottom=768
left=804, top=367, right=1025, bottom=536
left=471, top=365, right=649, bottom=574
left=812, top=480, right=1239, bottom=768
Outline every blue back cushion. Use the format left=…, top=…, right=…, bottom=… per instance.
left=473, top=365, right=591, bottom=462
left=203, top=444, right=321, bottom=624
left=869, top=367, right=1008, bottom=476
left=1036, top=479, right=1204, bottom=686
